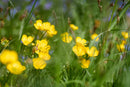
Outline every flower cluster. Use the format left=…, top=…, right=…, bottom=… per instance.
left=0, top=50, right=26, bottom=74
left=34, top=20, right=57, bottom=37
left=117, top=32, right=128, bottom=52
left=21, top=19, right=57, bottom=70
left=61, top=23, right=99, bottom=69
left=32, top=39, right=51, bottom=69
left=72, top=37, right=99, bottom=57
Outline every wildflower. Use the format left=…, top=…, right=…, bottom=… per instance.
left=117, top=44, right=125, bottom=52
left=72, top=43, right=86, bottom=56
left=34, top=20, right=43, bottom=30
left=6, top=61, right=26, bottom=74
left=21, top=34, right=34, bottom=46
left=61, top=32, right=72, bottom=43
left=35, top=39, right=50, bottom=54
left=121, top=32, right=128, bottom=39
left=121, top=40, right=127, bottom=45
left=76, top=37, right=87, bottom=46
left=0, top=50, right=18, bottom=65
left=42, top=22, right=51, bottom=31
left=47, top=25, right=57, bottom=37
left=1, top=37, right=9, bottom=47
left=86, top=46, right=99, bottom=57
left=38, top=52, right=51, bottom=60
left=33, top=58, right=46, bottom=69
left=81, top=58, right=90, bottom=68
left=91, top=33, right=99, bottom=41
left=70, top=24, right=78, bottom=30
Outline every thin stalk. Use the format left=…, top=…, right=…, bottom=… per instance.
left=108, top=0, right=118, bottom=29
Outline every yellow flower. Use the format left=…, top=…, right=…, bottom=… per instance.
left=38, top=52, right=51, bottom=60
left=34, top=20, right=43, bottom=30
left=121, top=40, right=127, bottom=45
left=76, top=37, right=87, bottom=46
left=91, top=33, right=99, bottom=41
left=6, top=61, right=26, bottom=74
left=21, top=34, right=34, bottom=46
left=42, top=22, right=51, bottom=31
left=0, top=50, right=18, bottom=65
left=33, top=58, right=46, bottom=69
left=47, top=25, right=57, bottom=37
left=61, top=32, right=72, bottom=43
left=70, top=24, right=78, bottom=30
left=35, top=39, right=50, bottom=53
left=81, top=59, right=90, bottom=68
left=72, top=43, right=86, bottom=56
left=117, top=44, right=125, bottom=52
left=86, top=46, right=99, bottom=57
left=121, top=32, right=128, bottom=39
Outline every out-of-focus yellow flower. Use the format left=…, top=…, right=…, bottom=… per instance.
left=76, top=37, right=87, bottom=46
left=6, top=61, right=26, bottom=74
left=38, top=52, right=51, bottom=60
left=117, top=44, right=125, bottom=52
left=42, top=22, right=51, bottom=31
left=1, top=37, right=9, bottom=47
left=0, top=50, right=18, bottom=65
left=21, top=34, right=34, bottom=46
left=70, top=24, right=78, bottom=30
left=121, top=40, right=127, bottom=45
left=34, top=20, right=43, bottom=30
left=81, top=58, right=90, bottom=68
left=121, top=32, right=128, bottom=39
left=33, top=58, right=46, bottom=69
left=91, top=33, right=99, bottom=41
left=72, top=43, right=86, bottom=56
left=61, top=32, right=72, bottom=43
left=47, top=25, right=57, bottom=37
left=86, top=46, right=99, bottom=57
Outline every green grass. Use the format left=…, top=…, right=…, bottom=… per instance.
left=0, top=0, right=130, bottom=87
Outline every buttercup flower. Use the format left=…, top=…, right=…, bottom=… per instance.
left=47, top=25, right=57, bottom=37
left=70, top=24, right=78, bottom=30
left=81, top=58, right=90, bottom=68
left=0, top=50, right=18, bottom=65
left=61, top=32, right=72, bottom=43
left=21, top=34, right=34, bottom=46
left=91, top=33, right=99, bottom=41
left=121, top=40, right=127, bottom=45
left=42, top=22, right=51, bottom=31
left=76, top=37, right=87, bottom=46
left=33, top=58, right=46, bottom=69
left=117, top=44, right=125, bottom=52
left=34, top=20, right=43, bottom=30
left=35, top=39, right=50, bottom=54
left=86, top=46, right=99, bottom=57
left=72, top=43, right=86, bottom=56
left=38, top=52, right=51, bottom=60
left=6, top=61, right=26, bottom=74
left=121, top=32, right=128, bottom=39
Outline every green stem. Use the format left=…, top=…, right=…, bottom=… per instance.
left=108, top=0, right=118, bottom=28
left=25, top=0, right=38, bottom=26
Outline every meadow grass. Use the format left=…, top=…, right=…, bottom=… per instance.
left=0, top=0, right=130, bottom=87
